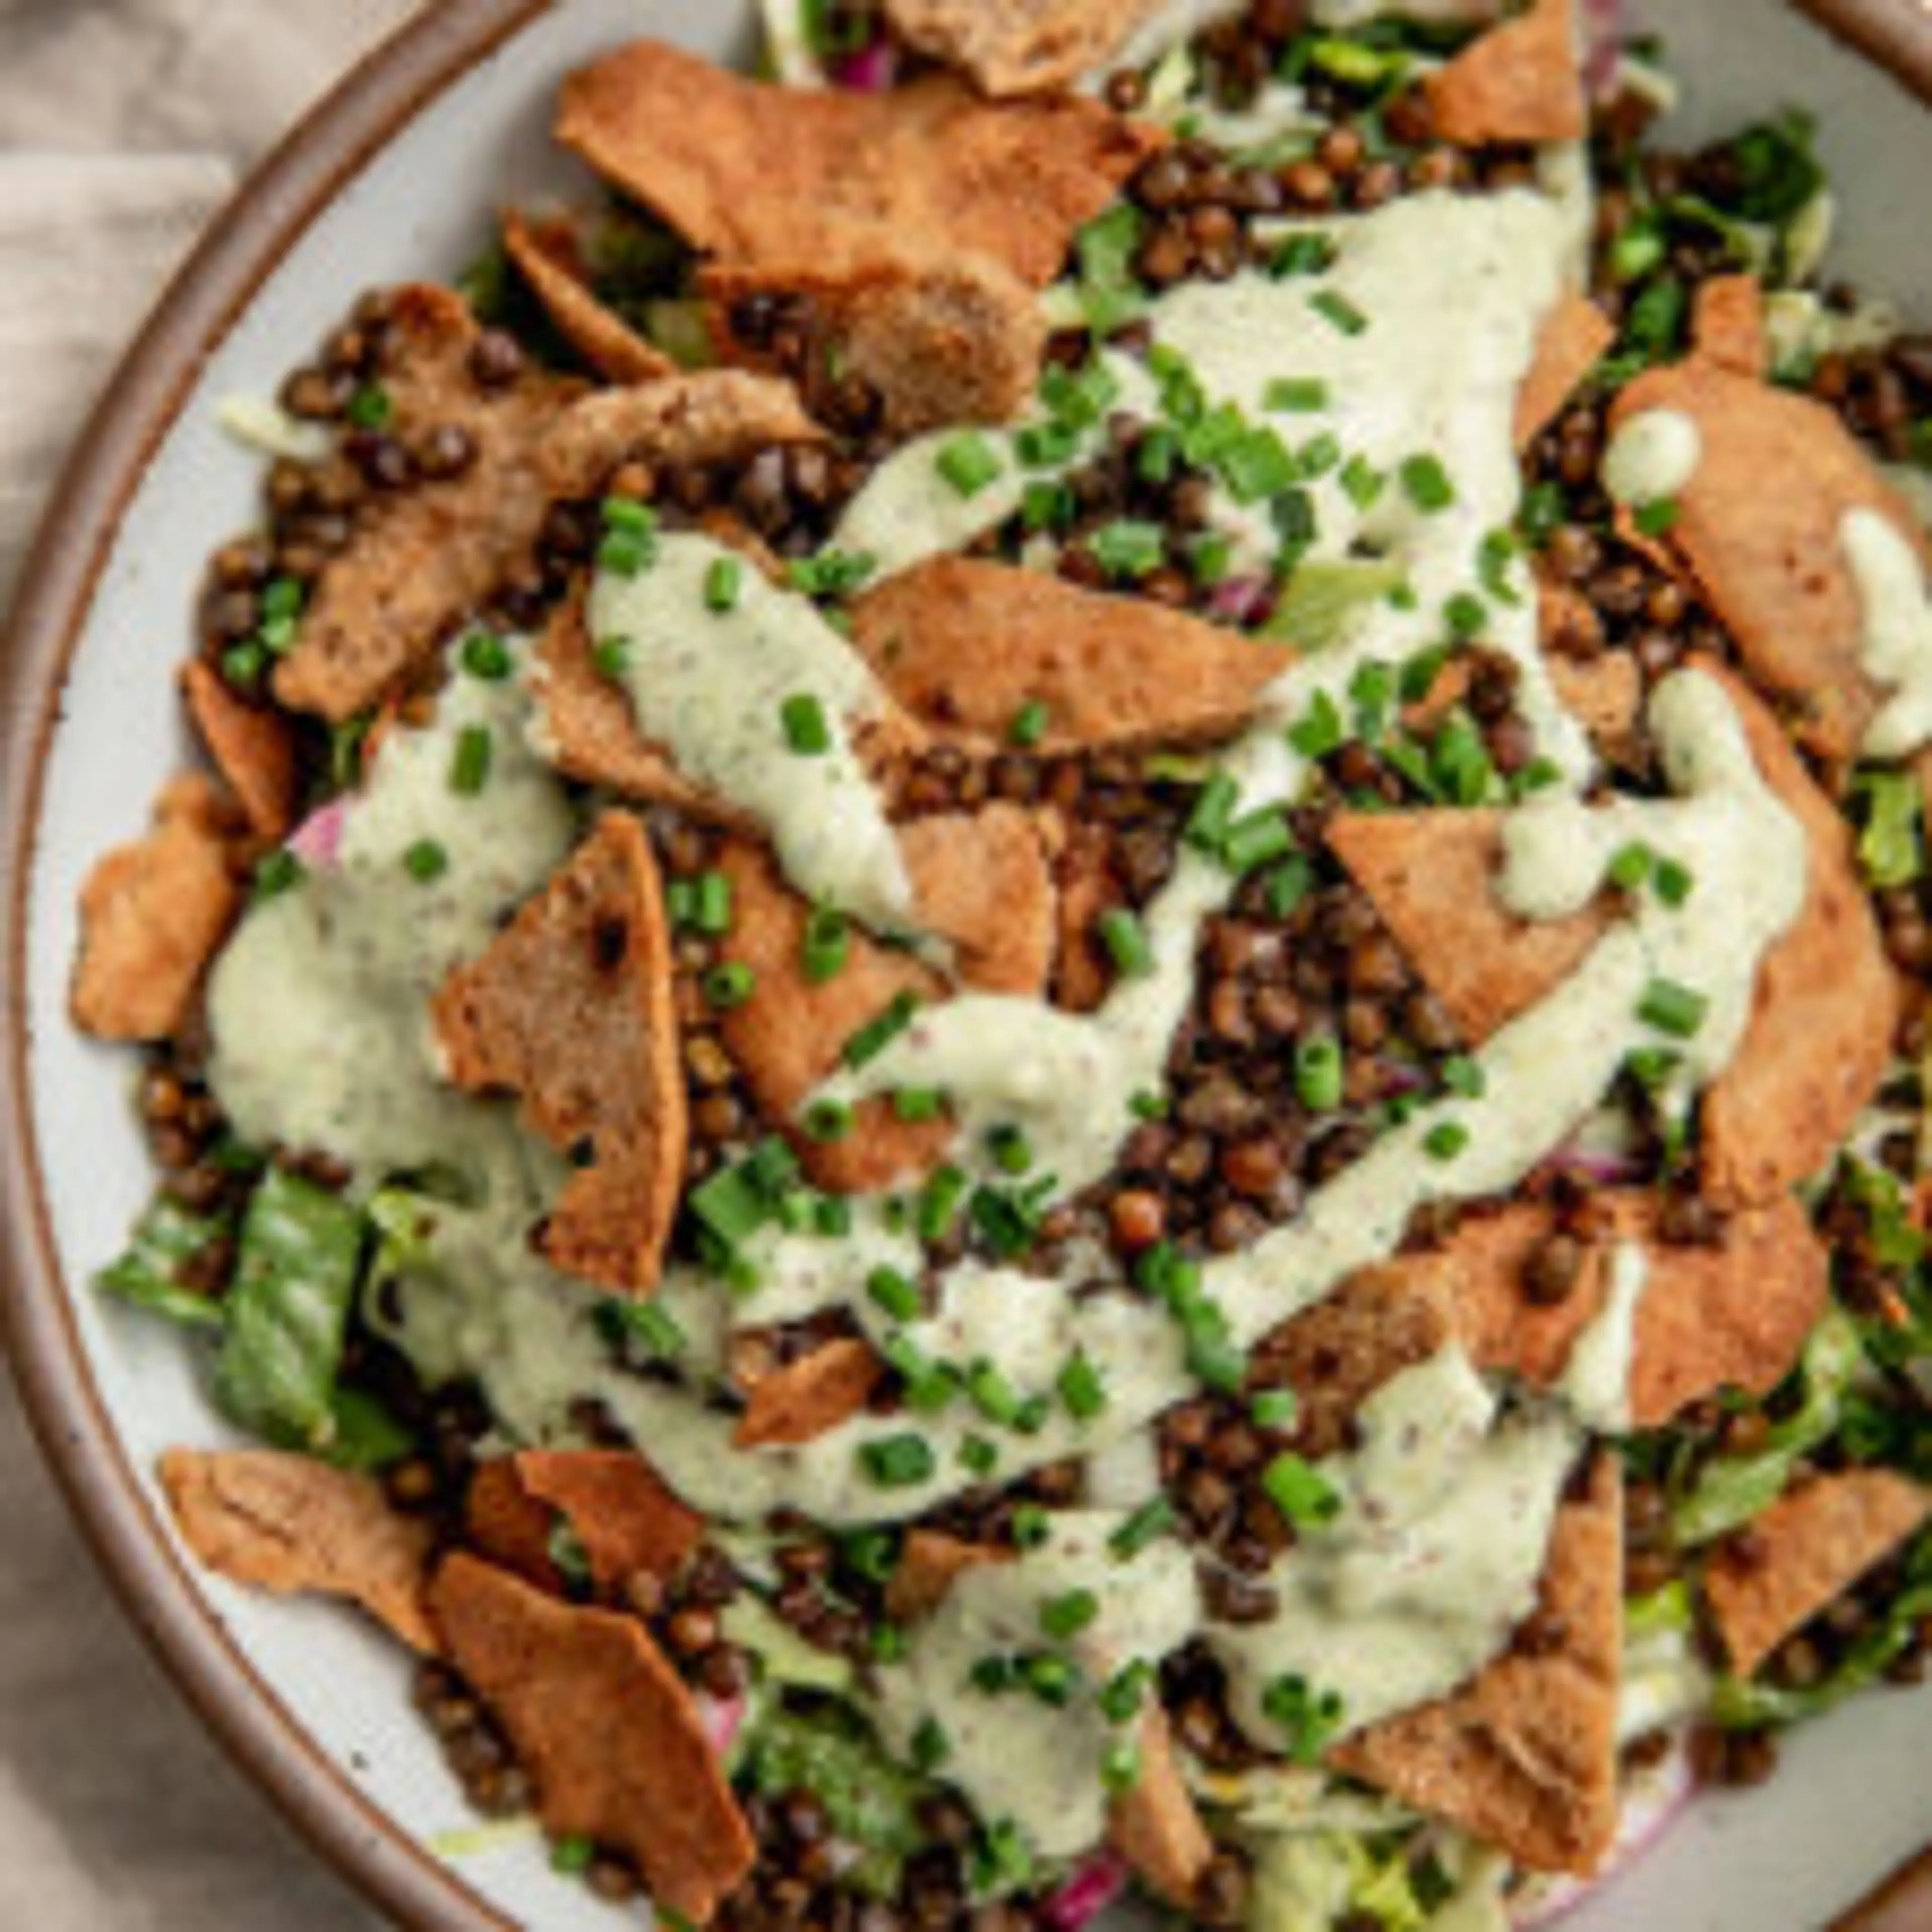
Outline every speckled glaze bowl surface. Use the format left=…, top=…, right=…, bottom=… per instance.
left=3, top=4, right=1929, bottom=1927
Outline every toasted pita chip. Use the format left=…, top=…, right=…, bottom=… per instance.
left=466, top=1458, right=568, bottom=1591
left=1699, top=664, right=1896, bottom=1206
left=900, top=804, right=1059, bottom=996
left=1110, top=1710, right=1214, bottom=1905
left=885, top=0, right=1164, bottom=95
left=1692, top=274, right=1770, bottom=380
left=557, top=43, right=1159, bottom=288
left=1370, top=1191, right=1829, bottom=1427
left=274, top=285, right=574, bottom=723
left=1548, top=650, right=1643, bottom=759
left=181, top=659, right=299, bottom=843
left=734, top=1337, right=886, bottom=1447
left=1332, top=1454, right=1622, bottom=1876
left=434, top=815, right=686, bottom=1293
left=430, top=1555, right=754, bottom=1923
left=1326, top=809, right=1612, bottom=1045
left=705, top=253, right=1049, bottom=433
left=504, top=209, right=678, bottom=386
left=515, top=1450, right=703, bottom=1590
left=1516, top=293, right=1616, bottom=451
left=159, top=1448, right=436, bottom=1652
left=884, top=1532, right=1009, bottom=1623
left=1609, top=357, right=1927, bottom=760
left=1704, top=1469, right=1932, bottom=1678
left=542, top=368, right=822, bottom=504
left=1051, top=821, right=1117, bottom=1013
left=715, top=841, right=952, bottom=1193
left=850, top=558, right=1290, bottom=755
left=1425, top=0, right=1586, bottom=147
left=72, top=773, right=243, bottom=1041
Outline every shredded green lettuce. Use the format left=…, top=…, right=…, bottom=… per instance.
left=722, top=1596, right=858, bottom=1698
left=1266, top=560, right=1410, bottom=653
left=97, top=1196, right=232, bottom=1331
left=744, top=1707, right=927, bottom=1889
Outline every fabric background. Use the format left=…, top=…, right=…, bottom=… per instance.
left=0, top=7, right=421, bottom=1923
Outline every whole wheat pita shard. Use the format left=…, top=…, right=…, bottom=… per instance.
left=734, top=1336, right=887, bottom=1447
left=884, top=0, right=1167, bottom=97
left=434, top=813, right=687, bottom=1294
left=1425, top=0, right=1586, bottom=147
left=503, top=208, right=679, bottom=385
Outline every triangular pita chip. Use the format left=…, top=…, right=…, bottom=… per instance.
left=884, top=1532, right=1010, bottom=1623
left=1109, top=1710, right=1214, bottom=1905
left=504, top=209, right=679, bottom=386
left=1516, top=292, right=1615, bottom=451
left=181, top=658, right=300, bottom=843
left=735, top=1336, right=887, bottom=1448
left=434, top=814, right=687, bottom=1294
left=469, top=1450, right=703, bottom=1594
left=1692, top=274, right=1769, bottom=380
left=1425, top=0, right=1586, bottom=146
left=900, top=803, right=1060, bottom=996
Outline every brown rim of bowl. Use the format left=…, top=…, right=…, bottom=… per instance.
left=0, top=2, right=554, bottom=1927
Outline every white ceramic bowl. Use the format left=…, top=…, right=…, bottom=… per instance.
left=3, top=4, right=1928, bottom=1926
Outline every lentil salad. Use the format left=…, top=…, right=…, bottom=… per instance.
left=62, top=3, right=1932, bottom=1930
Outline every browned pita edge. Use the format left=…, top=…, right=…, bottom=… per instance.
left=555, top=41, right=1161, bottom=289
left=1331, top=1454, right=1623, bottom=1877
left=1365, top=1191, right=1829, bottom=1429
left=1703, top=1468, right=1932, bottom=1678
left=541, top=368, right=824, bottom=504
left=734, top=1336, right=887, bottom=1448
left=503, top=208, right=679, bottom=386
left=883, top=1531, right=1011, bottom=1623
left=1548, top=651, right=1643, bottom=762
left=900, top=803, right=1060, bottom=996
left=181, top=658, right=300, bottom=844
left=850, top=557, right=1291, bottom=755
left=159, top=1447, right=437, bottom=1653
left=1425, top=0, right=1586, bottom=147
left=715, top=840, right=953, bottom=1194
left=1325, top=808, right=1613, bottom=1045
left=272, top=285, right=577, bottom=725
left=1110, top=1710, right=1214, bottom=1906
left=1692, top=274, right=1770, bottom=380
left=464, top=1450, right=704, bottom=1596
left=1052, top=820, right=1119, bottom=1013
left=704, top=253, right=1050, bottom=433
left=433, top=814, right=687, bottom=1294
left=884, top=0, right=1163, bottom=96
left=1515, top=292, right=1616, bottom=452
left=429, top=1554, right=755, bottom=1923
left=71, top=773, right=245, bottom=1043
left=1699, top=663, right=1897, bottom=1207
left=1608, top=356, right=1928, bottom=761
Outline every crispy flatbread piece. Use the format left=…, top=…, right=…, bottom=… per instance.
left=1368, top=1192, right=1829, bottom=1427
left=1704, top=1469, right=1932, bottom=1678
left=160, top=1448, right=436, bottom=1652
left=884, top=1531, right=1009, bottom=1623
left=1548, top=650, right=1643, bottom=759
left=1325, top=809, right=1611, bottom=1045
left=734, top=1337, right=886, bottom=1448
left=850, top=558, right=1290, bottom=754
left=705, top=254, right=1048, bottom=432
left=511, top=1450, right=702, bottom=1591
left=1609, top=358, right=1927, bottom=760
left=900, top=804, right=1059, bottom=996
left=434, top=814, right=686, bottom=1294
left=1331, top=1455, right=1623, bottom=1876
left=72, top=773, right=243, bottom=1042
left=504, top=209, right=678, bottom=385
left=1109, top=1710, right=1214, bottom=1905
left=1516, top=293, right=1615, bottom=451
left=274, top=285, right=573, bottom=722
left=557, top=43, right=1159, bottom=287
left=429, top=1555, right=754, bottom=1923
left=181, top=659, right=299, bottom=843
left=1692, top=274, right=1770, bottom=379
left=1699, top=664, right=1896, bottom=1206
left=541, top=368, right=822, bottom=502
left=1425, top=0, right=1586, bottom=146
left=884, top=0, right=1164, bottom=96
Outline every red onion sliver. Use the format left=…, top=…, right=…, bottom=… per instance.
left=1041, top=1852, right=1130, bottom=1932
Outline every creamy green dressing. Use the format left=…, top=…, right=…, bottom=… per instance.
left=1842, top=505, right=1932, bottom=760
left=1600, top=408, right=1702, bottom=509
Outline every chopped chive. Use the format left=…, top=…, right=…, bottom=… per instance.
left=972, top=1655, right=1018, bottom=1695
left=1039, top=1589, right=1100, bottom=1641
left=221, top=641, right=266, bottom=688
left=1519, top=480, right=1566, bottom=545
left=965, top=1359, right=1024, bottom=1426
left=597, top=522, right=657, bottom=578
left=1634, top=496, right=1681, bottom=538
left=1191, top=532, right=1235, bottom=586
left=859, top=1434, right=935, bottom=1488
left=1185, top=771, right=1242, bottom=851
left=1022, top=479, right=1076, bottom=532
left=892, top=1086, right=944, bottom=1122
left=1295, top=432, right=1343, bottom=480
left=1009, top=700, right=1051, bottom=749
left=1265, top=377, right=1330, bottom=414
left=1016, top=421, right=1079, bottom=469
left=987, top=1125, right=1033, bottom=1175
left=1287, top=690, right=1346, bottom=759
left=550, top=1836, right=596, bottom=1878
left=705, top=961, right=756, bottom=1009
left=958, top=1434, right=1001, bottom=1477
left=623, top=1300, right=686, bottom=1358
left=403, top=839, right=448, bottom=883
left=1023, top=1652, right=1079, bottom=1707
left=1295, top=1037, right=1344, bottom=1112
left=1058, top=1351, right=1109, bottom=1421
left=1443, top=592, right=1487, bottom=640
left=1309, top=289, right=1369, bottom=337
left=1264, top=855, right=1315, bottom=919
left=1442, top=1056, right=1487, bottom=1100
left=1608, top=842, right=1655, bottom=891
left=911, top=1718, right=951, bottom=1771
left=1340, top=454, right=1385, bottom=509
left=1108, top=1498, right=1175, bottom=1561
left=1423, top=1120, right=1469, bottom=1162
left=693, top=870, right=733, bottom=936
left=592, top=636, right=632, bottom=679
left=1222, top=809, right=1294, bottom=875
left=601, top=496, right=655, bottom=535
left=915, top=1164, right=969, bottom=1241
left=1090, top=519, right=1167, bottom=581
left=460, top=630, right=512, bottom=681
left=1011, top=1505, right=1053, bottom=1550
left=845, top=990, right=920, bottom=1069
left=1130, top=1090, right=1170, bottom=1122
left=1183, top=1297, right=1247, bottom=1393
left=1097, top=908, right=1155, bottom=980
left=1264, top=1675, right=1345, bottom=1766
left=801, top=905, right=850, bottom=984
left=803, top=1099, right=854, bottom=1143
left=1251, top=1388, right=1298, bottom=1430
left=1638, top=977, right=1708, bottom=1039
left=1098, top=1660, right=1153, bottom=1723
left=815, top=1195, right=852, bottom=1237
left=252, top=849, right=304, bottom=903
left=1654, top=858, right=1695, bottom=906
left=346, top=383, right=392, bottom=431
left=871, top=1622, right=908, bottom=1664
left=867, top=1266, right=923, bottom=1322
left=786, top=550, right=877, bottom=598
left=1399, top=453, right=1457, bottom=513
left=1220, top=426, right=1299, bottom=504
left=705, top=556, right=744, bottom=612
left=780, top=693, right=832, bottom=756
left=449, top=725, right=493, bottom=796
left=1137, top=427, right=1180, bottom=484
left=1270, top=231, right=1338, bottom=280
left=1262, top=1453, right=1341, bottom=1526
left=937, top=432, right=1003, bottom=499
left=1101, top=1740, right=1143, bottom=1795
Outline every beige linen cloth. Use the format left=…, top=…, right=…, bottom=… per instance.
left=0, top=6, right=422, bottom=1923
